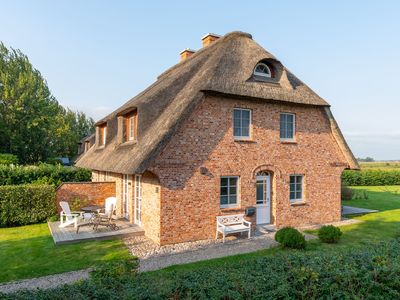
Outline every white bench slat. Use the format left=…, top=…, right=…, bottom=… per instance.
left=216, top=214, right=251, bottom=242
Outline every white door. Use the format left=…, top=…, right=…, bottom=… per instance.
left=134, top=175, right=142, bottom=225
left=122, top=174, right=129, bottom=219
left=256, top=174, right=271, bottom=224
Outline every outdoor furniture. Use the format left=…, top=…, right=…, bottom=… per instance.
left=216, top=214, right=251, bottom=243
left=59, top=201, right=85, bottom=228
left=75, top=205, right=102, bottom=233
left=93, top=202, right=119, bottom=231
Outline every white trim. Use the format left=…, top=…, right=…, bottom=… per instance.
left=129, top=115, right=135, bottom=141
left=280, top=113, right=296, bottom=141
left=289, top=174, right=304, bottom=202
left=233, top=108, right=252, bottom=139
left=134, top=174, right=142, bottom=225
left=253, top=63, right=272, bottom=78
left=220, top=176, right=240, bottom=208
left=122, top=174, right=129, bottom=219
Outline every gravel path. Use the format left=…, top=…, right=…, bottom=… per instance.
left=0, top=269, right=91, bottom=294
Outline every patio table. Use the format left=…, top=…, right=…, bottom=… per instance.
left=76, top=205, right=102, bottom=233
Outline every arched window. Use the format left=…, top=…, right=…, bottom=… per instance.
left=253, top=63, right=272, bottom=78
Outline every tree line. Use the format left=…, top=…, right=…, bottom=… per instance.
left=0, top=42, right=94, bottom=164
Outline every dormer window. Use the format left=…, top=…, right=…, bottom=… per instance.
left=253, top=63, right=272, bottom=78
left=124, top=110, right=137, bottom=142
left=98, top=124, right=107, bottom=146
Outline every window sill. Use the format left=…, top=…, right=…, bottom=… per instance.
left=119, top=140, right=137, bottom=147
left=280, top=139, right=297, bottom=144
left=290, top=201, right=307, bottom=207
left=234, top=137, right=256, bottom=143
left=220, top=205, right=240, bottom=211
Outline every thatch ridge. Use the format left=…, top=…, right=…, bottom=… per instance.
left=75, top=31, right=357, bottom=173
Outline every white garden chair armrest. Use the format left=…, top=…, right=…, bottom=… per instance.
left=243, top=220, right=251, bottom=227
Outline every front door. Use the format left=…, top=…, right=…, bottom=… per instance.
left=256, top=173, right=271, bottom=224
left=122, top=174, right=129, bottom=219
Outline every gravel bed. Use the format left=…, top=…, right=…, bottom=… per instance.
left=0, top=268, right=91, bottom=294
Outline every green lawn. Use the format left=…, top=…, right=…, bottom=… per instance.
left=150, top=185, right=400, bottom=274
left=0, top=223, right=130, bottom=283
left=343, top=185, right=400, bottom=211
left=1, top=185, right=400, bottom=284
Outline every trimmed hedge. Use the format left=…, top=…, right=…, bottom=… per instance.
left=342, top=169, right=400, bottom=186
left=5, top=238, right=400, bottom=299
left=0, top=185, right=56, bottom=227
left=0, top=164, right=91, bottom=186
left=318, top=225, right=342, bottom=243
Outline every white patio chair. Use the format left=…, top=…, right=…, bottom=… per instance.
left=98, top=197, right=117, bottom=218
left=59, top=201, right=86, bottom=228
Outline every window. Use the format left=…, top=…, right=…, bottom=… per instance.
left=220, top=176, right=239, bottom=207
left=289, top=175, right=304, bottom=202
left=124, top=110, right=137, bottom=142
left=280, top=113, right=295, bottom=140
left=253, top=63, right=272, bottom=78
left=233, top=108, right=251, bottom=139
left=98, top=125, right=107, bottom=146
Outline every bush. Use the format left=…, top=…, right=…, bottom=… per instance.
left=342, top=169, right=400, bottom=186
left=0, top=184, right=56, bottom=227
left=275, top=227, right=306, bottom=249
left=0, top=163, right=91, bottom=186
left=341, top=182, right=354, bottom=200
left=318, top=225, right=342, bottom=243
left=6, top=239, right=400, bottom=299
left=0, top=153, right=18, bottom=165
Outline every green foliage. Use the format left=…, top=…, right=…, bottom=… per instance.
left=341, top=182, right=354, bottom=200
left=5, top=239, right=400, bottom=299
left=69, top=196, right=90, bottom=211
left=342, top=169, right=400, bottom=186
left=275, top=227, right=306, bottom=249
left=0, top=42, right=94, bottom=164
left=0, top=184, right=56, bottom=227
left=0, top=153, right=18, bottom=165
left=0, top=163, right=91, bottom=186
left=318, top=225, right=342, bottom=243
left=90, top=258, right=139, bottom=287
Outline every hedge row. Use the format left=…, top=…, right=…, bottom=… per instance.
left=5, top=238, right=400, bottom=299
left=342, top=169, right=400, bottom=186
left=0, top=164, right=91, bottom=186
left=0, top=153, right=18, bottom=165
left=0, top=185, right=56, bottom=227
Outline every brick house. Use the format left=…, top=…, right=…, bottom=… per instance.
left=76, top=31, right=359, bottom=245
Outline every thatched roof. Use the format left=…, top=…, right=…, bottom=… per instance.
left=75, top=31, right=359, bottom=173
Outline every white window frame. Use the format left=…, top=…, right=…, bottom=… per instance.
left=289, top=174, right=304, bottom=203
left=280, top=113, right=296, bottom=141
left=220, top=176, right=240, bottom=208
left=233, top=108, right=252, bottom=140
left=134, top=174, right=142, bottom=225
left=253, top=63, right=272, bottom=78
left=102, top=126, right=107, bottom=145
left=129, top=114, right=135, bottom=141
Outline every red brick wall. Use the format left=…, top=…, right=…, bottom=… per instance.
left=149, top=95, right=347, bottom=245
left=55, top=182, right=115, bottom=212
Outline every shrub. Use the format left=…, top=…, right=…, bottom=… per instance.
left=318, top=225, right=342, bottom=243
left=0, top=153, right=18, bottom=165
left=342, top=169, right=400, bottom=186
left=90, top=258, right=139, bottom=284
left=275, top=227, right=306, bottom=249
left=6, top=239, right=400, bottom=299
left=341, top=182, right=354, bottom=200
left=0, top=184, right=56, bottom=227
left=0, top=163, right=91, bottom=186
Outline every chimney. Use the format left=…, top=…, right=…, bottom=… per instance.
left=201, top=33, right=221, bottom=47
left=180, top=48, right=196, bottom=61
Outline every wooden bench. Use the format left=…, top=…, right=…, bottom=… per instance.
left=216, top=214, right=251, bottom=242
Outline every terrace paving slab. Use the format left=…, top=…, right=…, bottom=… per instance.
left=342, top=205, right=378, bottom=216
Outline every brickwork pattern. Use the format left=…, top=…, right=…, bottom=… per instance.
left=55, top=181, right=115, bottom=212
left=149, top=95, right=347, bottom=245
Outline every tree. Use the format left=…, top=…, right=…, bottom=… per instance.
left=0, top=42, right=94, bottom=163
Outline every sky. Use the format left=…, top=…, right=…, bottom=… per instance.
left=0, top=1, right=399, bottom=160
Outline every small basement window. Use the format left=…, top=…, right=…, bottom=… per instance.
left=253, top=63, right=272, bottom=78
left=98, top=124, right=107, bottom=146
